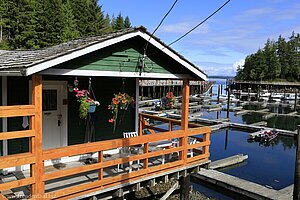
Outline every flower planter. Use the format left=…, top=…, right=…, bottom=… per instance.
left=89, top=104, right=96, bottom=113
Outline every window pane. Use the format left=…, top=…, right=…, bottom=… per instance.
left=43, top=90, right=57, bottom=111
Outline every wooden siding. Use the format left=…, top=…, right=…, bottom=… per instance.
left=53, top=37, right=190, bottom=75
left=3, top=76, right=135, bottom=153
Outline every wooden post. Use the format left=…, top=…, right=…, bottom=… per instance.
left=98, top=151, right=103, bottom=180
left=180, top=80, right=189, bottom=164
left=143, top=143, right=149, bottom=170
left=179, top=175, right=190, bottom=200
left=220, top=84, right=223, bottom=95
left=295, top=90, right=298, bottom=112
left=139, top=114, right=143, bottom=136
left=31, top=74, right=44, bottom=197
left=217, top=84, right=220, bottom=103
left=294, top=125, right=300, bottom=200
left=226, top=87, right=230, bottom=119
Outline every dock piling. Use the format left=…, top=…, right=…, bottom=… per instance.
left=293, top=125, right=300, bottom=200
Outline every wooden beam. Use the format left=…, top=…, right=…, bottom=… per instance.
left=98, top=151, right=103, bottom=181
left=0, top=105, right=35, bottom=118
left=31, top=74, right=44, bottom=196
left=0, top=177, right=35, bottom=191
left=0, top=130, right=35, bottom=140
left=181, top=79, right=189, bottom=130
left=0, top=193, right=8, bottom=200
left=0, top=153, right=35, bottom=168
left=180, top=79, right=190, bottom=163
left=160, top=181, right=179, bottom=200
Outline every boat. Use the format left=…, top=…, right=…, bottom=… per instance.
left=248, top=129, right=278, bottom=143
left=259, top=90, right=271, bottom=102
left=270, top=93, right=284, bottom=102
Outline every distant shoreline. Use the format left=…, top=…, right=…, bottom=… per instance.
left=208, top=76, right=234, bottom=79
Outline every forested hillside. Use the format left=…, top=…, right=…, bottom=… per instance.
left=0, top=0, right=131, bottom=49
left=236, top=32, right=300, bottom=82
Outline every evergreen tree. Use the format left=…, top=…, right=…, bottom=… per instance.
left=87, top=0, right=105, bottom=35
left=0, top=0, right=132, bottom=49
left=113, top=13, right=124, bottom=30
left=6, top=0, right=39, bottom=49
left=124, top=16, right=131, bottom=28
left=60, top=0, right=80, bottom=42
left=236, top=32, right=300, bottom=82
left=0, top=0, right=9, bottom=48
left=103, top=14, right=112, bottom=33
left=264, top=39, right=280, bottom=80
left=277, top=35, right=289, bottom=80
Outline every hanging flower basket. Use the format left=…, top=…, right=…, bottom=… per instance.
left=108, top=92, right=135, bottom=133
left=74, top=88, right=99, bottom=120
left=89, top=104, right=97, bottom=113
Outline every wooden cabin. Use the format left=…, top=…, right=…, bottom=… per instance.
left=0, top=27, right=211, bottom=199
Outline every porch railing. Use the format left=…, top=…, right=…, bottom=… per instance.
left=0, top=76, right=211, bottom=199
left=0, top=113, right=210, bottom=199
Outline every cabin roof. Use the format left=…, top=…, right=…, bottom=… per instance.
left=0, top=26, right=207, bottom=80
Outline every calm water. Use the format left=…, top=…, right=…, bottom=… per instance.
left=209, top=128, right=296, bottom=190
left=190, top=78, right=297, bottom=198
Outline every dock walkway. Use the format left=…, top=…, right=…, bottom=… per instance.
left=194, top=168, right=292, bottom=200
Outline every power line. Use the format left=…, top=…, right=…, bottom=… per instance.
left=144, top=0, right=178, bottom=55
left=168, top=0, right=231, bottom=47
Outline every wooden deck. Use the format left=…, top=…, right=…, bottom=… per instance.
left=1, top=149, right=210, bottom=199
left=0, top=77, right=211, bottom=199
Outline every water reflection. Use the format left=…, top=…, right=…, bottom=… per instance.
left=209, top=128, right=296, bottom=190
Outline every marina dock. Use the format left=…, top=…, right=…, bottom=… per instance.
left=193, top=168, right=292, bottom=200
left=208, top=154, right=248, bottom=170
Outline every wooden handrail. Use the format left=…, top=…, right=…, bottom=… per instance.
left=0, top=105, right=211, bottom=200
left=0, top=177, right=35, bottom=191
left=0, top=130, right=35, bottom=140
left=0, top=105, right=35, bottom=118
left=43, top=129, right=185, bottom=160
left=0, top=153, right=36, bottom=169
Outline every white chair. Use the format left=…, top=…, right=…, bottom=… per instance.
left=121, top=132, right=141, bottom=171
left=187, top=137, right=203, bottom=157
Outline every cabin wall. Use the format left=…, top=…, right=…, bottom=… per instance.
left=66, top=76, right=136, bottom=145
left=7, top=77, right=30, bottom=155
left=53, top=37, right=189, bottom=75
left=4, top=76, right=135, bottom=154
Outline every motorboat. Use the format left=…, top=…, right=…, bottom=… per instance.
left=259, top=90, right=271, bottom=102
left=270, top=93, right=283, bottom=102
left=248, top=129, right=278, bottom=143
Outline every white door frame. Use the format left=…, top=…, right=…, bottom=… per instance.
left=29, top=80, right=68, bottom=148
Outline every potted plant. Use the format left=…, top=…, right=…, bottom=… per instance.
left=74, top=88, right=100, bottom=120
left=165, top=91, right=176, bottom=109
left=108, top=92, right=134, bottom=133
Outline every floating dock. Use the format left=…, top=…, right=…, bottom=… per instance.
left=208, top=154, right=248, bottom=170
left=193, top=168, right=292, bottom=200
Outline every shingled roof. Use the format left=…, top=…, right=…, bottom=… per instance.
left=0, top=26, right=207, bottom=80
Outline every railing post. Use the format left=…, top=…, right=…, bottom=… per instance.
left=143, top=143, right=149, bottom=170
left=31, top=74, right=44, bottom=198
left=98, top=151, right=103, bottom=180
left=139, top=114, right=143, bottom=136
left=169, top=121, right=173, bottom=132
left=180, top=79, right=189, bottom=164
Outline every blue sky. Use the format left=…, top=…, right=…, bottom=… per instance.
left=100, top=0, right=300, bottom=76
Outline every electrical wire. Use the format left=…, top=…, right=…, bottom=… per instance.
left=168, top=0, right=231, bottom=46
left=144, top=0, right=178, bottom=55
